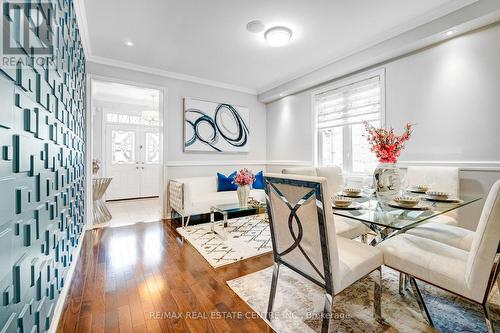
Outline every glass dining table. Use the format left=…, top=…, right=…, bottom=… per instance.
left=332, top=193, right=481, bottom=246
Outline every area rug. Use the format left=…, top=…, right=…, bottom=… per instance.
left=227, top=265, right=500, bottom=333
left=177, top=214, right=272, bottom=268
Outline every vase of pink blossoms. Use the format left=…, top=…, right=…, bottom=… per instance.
left=234, top=168, right=255, bottom=208
left=363, top=122, right=413, bottom=201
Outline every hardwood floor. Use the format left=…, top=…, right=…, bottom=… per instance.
left=56, top=220, right=274, bottom=333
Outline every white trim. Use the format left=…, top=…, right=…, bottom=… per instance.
left=398, top=161, right=500, bottom=172
left=88, top=74, right=169, bottom=219
left=265, top=160, right=313, bottom=167
left=47, top=230, right=86, bottom=333
left=256, top=0, right=478, bottom=95
left=73, top=0, right=91, bottom=56
left=167, top=160, right=267, bottom=167
left=88, top=56, right=257, bottom=95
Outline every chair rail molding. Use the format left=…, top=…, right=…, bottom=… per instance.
left=265, top=160, right=314, bottom=167
left=398, top=161, right=500, bottom=172
left=167, top=160, right=267, bottom=167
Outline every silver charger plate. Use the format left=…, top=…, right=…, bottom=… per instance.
left=332, top=201, right=362, bottom=210
left=337, top=192, right=365, bottom=198
left=388, top=201, right=431, bottom=210
left=424, top=196, right=462, bottom=203
left=408, top=187, right=428, bottom=194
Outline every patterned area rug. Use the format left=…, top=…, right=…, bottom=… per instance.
left=228, top=265, right=500, bottom=333
left=177, top=214, right=272, bottom=268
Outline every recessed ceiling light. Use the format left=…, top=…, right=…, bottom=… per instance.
left=246, top=20, right=265, bottom=33
left=265, top=26, right=292, bottom=47
left=125, top=40, right=134, bottom=46
left=445, top=30, right=455, bottom=37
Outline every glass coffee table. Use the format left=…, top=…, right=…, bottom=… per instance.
left=333, top=194, right=481, bottom=245
left=210, top=203, right=266, bottom=240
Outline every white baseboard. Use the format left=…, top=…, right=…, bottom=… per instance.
left=48, top=230, right=87, bottom=333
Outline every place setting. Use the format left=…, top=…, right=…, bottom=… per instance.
left=424, top=190, right=463, bottom=203
left=336, top=187, right=367, bottom=198
left=387, top=195, right=431, bottom=210
left=332, top=195, right=363, bottom=210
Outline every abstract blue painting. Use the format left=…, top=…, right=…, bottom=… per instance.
left=184, top=98, right=250, bottom=152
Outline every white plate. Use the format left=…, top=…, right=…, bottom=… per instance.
left=332, top=201, right=362, bottom=210
left=388, top=201, right=431, bottom=210
left=424, top=196, right=462, bottom=203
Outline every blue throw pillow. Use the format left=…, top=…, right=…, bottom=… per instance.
left=253, top=171, right=265, bottom=190
left=217, top=172, right=237, bottom=192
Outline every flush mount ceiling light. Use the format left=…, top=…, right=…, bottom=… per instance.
left=265, top=26, right=292, bottom=47
left=445, top=30, right=455, bottom=37
left=125, top=40, right=134, bottom=46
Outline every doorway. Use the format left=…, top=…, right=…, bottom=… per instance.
left=91, top=79, right=163, bottom=227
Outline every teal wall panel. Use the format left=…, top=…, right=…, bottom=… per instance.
left=0, top=0, right=86, bottom=332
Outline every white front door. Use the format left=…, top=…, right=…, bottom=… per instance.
left=105, top=124, right=161, bottom=200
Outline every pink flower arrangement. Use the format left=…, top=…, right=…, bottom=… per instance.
left=233, top=168, right=255, bottom=186
left=363, top=121, right=413, bottom=164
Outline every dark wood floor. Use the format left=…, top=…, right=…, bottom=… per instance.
left=56, top=220, right=274, bottom=333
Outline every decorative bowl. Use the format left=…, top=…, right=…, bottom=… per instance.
left=333, top=196, right=353, bottom=208
left=393, top=196, right=420, bottom=208
left=426, top=191, right=450, bottom=200
left=414, top=184, right=430, bottom=192
left=343, top=188, right=362, bottom=196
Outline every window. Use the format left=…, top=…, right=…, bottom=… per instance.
left=314, top=71, right=384, bottom=175
left=111, top=130, right=135, bottom=164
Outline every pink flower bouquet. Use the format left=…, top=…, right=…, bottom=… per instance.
left=363, top=122, right=413, bottom=164
left=233, top=168, right=255, bottom=186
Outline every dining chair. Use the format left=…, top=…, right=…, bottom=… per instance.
left=281, top=166, right=369, bottom=242
left=406, top=166, right=460, bottom=225
left=377, top=179, right=500, bottom=333
left=264, top=173, right=383, bottom=332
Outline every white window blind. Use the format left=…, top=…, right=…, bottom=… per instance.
left=315, top=74, right=383, bottom=174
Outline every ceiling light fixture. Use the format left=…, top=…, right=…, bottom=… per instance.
left=125, top=40, right=134, bottom=46
left=265, top=26, right=292, bottom=47
left=246, top=20, right=265, bottom=33
left=445, top=30, right=455, bottom=37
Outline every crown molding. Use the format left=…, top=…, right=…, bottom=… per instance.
left=73, top=0, right=91, bottom=57
left=256, top=0, right=478, bottom=95
left=258, top=1, right=500, bottom=103
left=87, top=56, right=257, bottom=95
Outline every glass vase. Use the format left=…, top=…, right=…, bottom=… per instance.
left=373, top=163, right=401, bottom=202
left=237, top=185, right=250, bottom=208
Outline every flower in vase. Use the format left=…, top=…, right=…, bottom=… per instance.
left=363, top=122, right=413, bottom=164
left=233, top=168, right=255, bottom=186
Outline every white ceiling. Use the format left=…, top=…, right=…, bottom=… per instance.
left=83, top=0, right=459, bottom=93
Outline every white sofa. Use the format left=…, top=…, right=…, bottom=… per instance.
left=169, top=176, right=265, bottom=227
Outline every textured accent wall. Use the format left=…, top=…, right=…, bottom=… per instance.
left=0, top=1, right=86, bottom=332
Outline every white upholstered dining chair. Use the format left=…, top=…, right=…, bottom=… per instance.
left=378, top=179, right=500, bottom=333
left=406, top=166, right=460, bottom=225
left=282, top=166, right=369, bottom=241
left=264, top=173, right=383, bottom=333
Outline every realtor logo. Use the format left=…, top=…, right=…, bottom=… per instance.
left=2, top=1, right=54, bottom=66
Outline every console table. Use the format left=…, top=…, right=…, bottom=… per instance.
left=93, top=178, right=112, bottom=225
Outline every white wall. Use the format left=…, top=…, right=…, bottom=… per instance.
left=266, top=23, right=500, bottom=230
left=87, top=61, right=268, bottom=181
